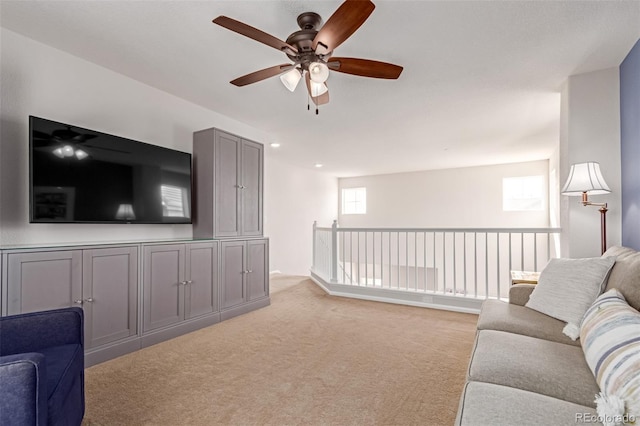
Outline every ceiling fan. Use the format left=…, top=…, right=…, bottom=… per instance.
left=33, top=126, right=97, bottom=159
left=33, top=126, right=127, bottom=159
left=212, top=0, right=403, bottom=113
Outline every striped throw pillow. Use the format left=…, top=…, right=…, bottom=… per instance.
left=580, top=289, right=640, bottom=426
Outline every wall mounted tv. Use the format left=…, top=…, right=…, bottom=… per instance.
left=29, top=116, right=192, bottom=224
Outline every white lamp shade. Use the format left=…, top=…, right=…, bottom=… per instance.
left=280, top=68, right=301, bottom=92
left=310, top=81, right=328, bottom=97
left=561, top=162, right=611, bottom=196
left=115, top=204, right=136, bottom=220
left=309, top=62, right=329, bottom=83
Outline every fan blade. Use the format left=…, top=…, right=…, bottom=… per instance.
left=328, top=57, right=403, bottom=79
left=312, top=0, right=375, bottom=54
left=305, top=73, right=329, bottom=106
left=213, top=16, right=298, bottom=55
left=230, top=64, right=295, bottom=87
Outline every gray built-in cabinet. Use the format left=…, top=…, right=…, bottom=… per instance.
left=220, top=239, right=269, bottom=320
left=0, top=128, right=269, bottom=366
left=2, top=246, right=139, bottom=364
left=193, top=128, right=264, bottom=239
left=141, top=242, right=221, bottom=347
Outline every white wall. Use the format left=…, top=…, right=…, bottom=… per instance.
left=338, top=160, right=550, bottom=229
left=0, top=29, right=337, bottom=274
left=560, top=67, right=622, bottom=258
left=264, top=156, right=337, bottom=275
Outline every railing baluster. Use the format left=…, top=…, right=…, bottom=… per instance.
left=453, top=232, right=457, bottom=296
left=405, top=231, right=409, bottom=290
left=485, top=232, right=489, bottom=299
left=534, top=233, right=538, bottom=271
left=474, top=232, right=478, bottom=298
left=496, top=233, right=500, bottom=299
left=365, top=231, right=368, bottom=286
left=373, top=232, right=376, bottom=287
left=413, top=232, right=418, bottom=291
left=424, top=231, right=427, bottom=292
left=463, top=232, right=467, bottom=297
left=443, top=232, right=446, bottom=294
left=433, top=232, right=436, bottom=293
left=521, top=233, right=524, bottom=271
left=397, top=232, right=400, bottom=289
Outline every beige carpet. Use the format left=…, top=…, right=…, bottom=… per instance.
left=83, top=275, right=478, bottom=426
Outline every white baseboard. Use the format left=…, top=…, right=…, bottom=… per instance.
left=310, top=271, right=482, bottom=315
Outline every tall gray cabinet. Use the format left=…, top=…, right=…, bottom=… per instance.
left=193, top=127, right=270, bottom=320
left=193, top=128, right=264, bottom=239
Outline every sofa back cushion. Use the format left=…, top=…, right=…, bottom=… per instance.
left=603, top=246, right=640, bottom=311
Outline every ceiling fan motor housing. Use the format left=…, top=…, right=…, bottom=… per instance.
left=285, top=12, right=332, bottom=70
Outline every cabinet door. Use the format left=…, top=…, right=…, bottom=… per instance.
left=7, top=251, right=82, bottom=315
left=240, top=140, right=263, bottom=237
left=215, top=131, right=241, bottom=237
left=185, top=242, right=218, bottom=319
left=143, top=245, right=185, bottom=332
left=83, top=247, right=138, bottom=349
left=221, top=241, right=245, bottom=309
left=247, top=239, right=269, bottom=301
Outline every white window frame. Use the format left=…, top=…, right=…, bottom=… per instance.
left=342, top=187, right=367, bottom=215
left=502, top=176, right=545, bottom=212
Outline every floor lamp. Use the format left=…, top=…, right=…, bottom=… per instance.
left=561, top=162, right=611, bottom=255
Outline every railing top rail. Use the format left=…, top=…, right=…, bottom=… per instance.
left=320, top=227, right=561, bottom=233
left=315, top=227, right=333, bottom=231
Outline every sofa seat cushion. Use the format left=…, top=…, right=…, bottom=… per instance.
left=468, top=330, right=599, bottom=407
left=456, top=381, right=600, bottom=426
left=39, top=344, right=84, bottom=423
left=477, top=299, right=580, bottom=346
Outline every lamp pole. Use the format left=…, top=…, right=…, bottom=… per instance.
left=599, top=205, right=608, bottom=255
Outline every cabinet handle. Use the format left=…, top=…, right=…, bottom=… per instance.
left=248, top=270, right=253, bottom=273
left=180, top=281, right=188, bottom=286
left=187, top=280, right=194, bottom=285
left=236, top=185, right=245, bottom=189
left=73, top=299, right=83, bottom=304
left=243, top=270, right=249, bottom=274
left=84, top=298, right=94, bottom=303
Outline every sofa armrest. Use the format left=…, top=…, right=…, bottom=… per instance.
left=0, top=353, right=48, bottom=425
left=0, top=307, right=83, bottom=355
left=509, top=284, right=536, bottom=306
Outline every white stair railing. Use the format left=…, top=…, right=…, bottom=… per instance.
left=312, top=222, right=561, bottom=301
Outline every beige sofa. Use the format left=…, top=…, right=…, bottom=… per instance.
left=455, top=246, right=640, bottom=426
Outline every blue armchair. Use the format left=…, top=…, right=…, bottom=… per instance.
left=0, top=307, right=85, bottom=425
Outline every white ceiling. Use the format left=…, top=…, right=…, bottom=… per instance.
left=2, top=0, right=639, bottom=177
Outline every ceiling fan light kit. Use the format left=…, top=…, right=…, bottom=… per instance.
left=280, top=68, right=302, bottom=92
left=309, top=61, right=330, bottom=83
left=212, top=0, right=403, bottom=113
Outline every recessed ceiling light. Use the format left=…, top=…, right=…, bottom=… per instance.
left=314, top=163, right=323, bottom=168
left=270, top=143, right=281, bottom=148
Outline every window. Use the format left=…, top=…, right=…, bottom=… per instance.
left=342, top=187, right=366, bottom=215
left=503, top=176, right=544, bottom=211
left=161, top=184, right=190, bottom=218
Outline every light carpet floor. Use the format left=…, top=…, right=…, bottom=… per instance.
left=83, top=275, right=478, bottom=426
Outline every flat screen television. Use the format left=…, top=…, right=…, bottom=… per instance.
left=29, top=116, right=192, bottom=224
